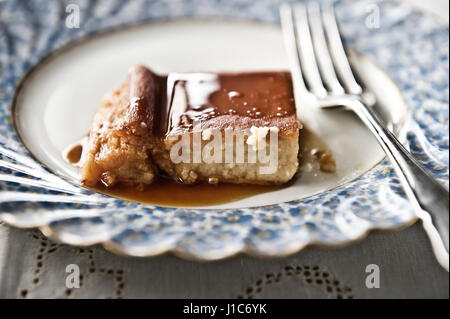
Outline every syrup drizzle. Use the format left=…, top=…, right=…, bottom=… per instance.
left=64, top=126, right=335, bottom=207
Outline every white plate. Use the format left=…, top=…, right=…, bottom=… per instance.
left=13, top=19, right=406, bottom=209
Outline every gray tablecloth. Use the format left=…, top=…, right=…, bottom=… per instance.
left=0, top=220, right=447, bottom=298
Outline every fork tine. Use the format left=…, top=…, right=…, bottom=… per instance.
left=280, top=3, right=310, bottom=99
left=293, top=4, right=327, bottom=98
left=307, top=2, right=345, bottom=96
left=322, top=4, right=363, bottom=95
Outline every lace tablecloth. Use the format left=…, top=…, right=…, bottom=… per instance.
left=0, top=221, right=447, bottom=298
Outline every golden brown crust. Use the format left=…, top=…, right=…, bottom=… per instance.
left=164, top=71, right=299, bottom=137
left=81, top=70, right=157, bottom=187
left=81, top=65, right=300, bottom=187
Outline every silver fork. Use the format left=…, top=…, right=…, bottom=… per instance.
left=280, top=2, right=449, bottom=270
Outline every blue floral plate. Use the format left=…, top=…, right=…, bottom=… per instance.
left=0, top=0, right=448, bottom=260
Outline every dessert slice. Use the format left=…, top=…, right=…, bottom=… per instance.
left=81, top=65, right=300, bottom=187
left=156, top=71, right=300, bottom=185
left=81, top=66, right=162, bottom=186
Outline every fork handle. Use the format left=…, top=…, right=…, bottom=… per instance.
left=348, top=99, right=449, bottom=266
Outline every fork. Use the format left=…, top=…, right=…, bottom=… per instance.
left=280, top=2, right=449, bottom=270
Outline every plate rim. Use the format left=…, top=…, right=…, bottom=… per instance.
left=10, top=18, right=407, bottom=210
left=1, top=0, right=446, bottom=260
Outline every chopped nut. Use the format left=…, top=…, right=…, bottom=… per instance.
left=208, top=177, right=219, bottom=184
left=312, top=149, right=336, bottom=173
left=101, top=172, right=116, bottom=187
left=189, top=170, right=198, bottom=180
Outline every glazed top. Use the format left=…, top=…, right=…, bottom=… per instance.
left=127, top=65, right=299, bottom=138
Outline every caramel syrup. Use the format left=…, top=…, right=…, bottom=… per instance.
left=65, top=144, right=83, bottom=164
left=65, top=126, right=334, bottom=207
left=92, top=178, right=284, bottom=207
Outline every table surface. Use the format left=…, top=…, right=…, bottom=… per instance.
left=0, top=0, right=449, bottom=299
left=0, top=220, right=448, bottom=299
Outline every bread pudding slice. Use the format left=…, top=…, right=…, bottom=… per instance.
left=81, top=65, right=300, bottom=187
left=154, top=71, right=300, bottom=185
left=81, top=66, right=162, bottom=186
